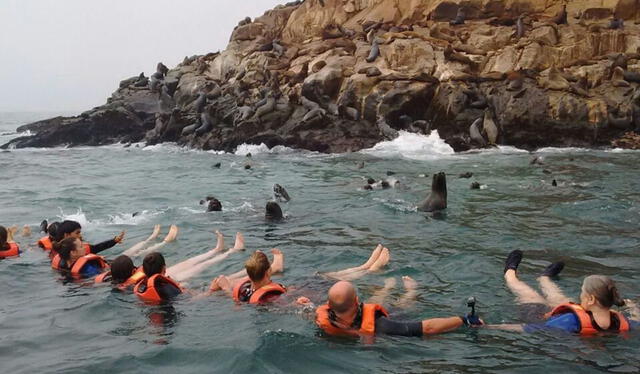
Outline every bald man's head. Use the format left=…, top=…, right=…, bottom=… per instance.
left=328, top=281, right=358, bottom=314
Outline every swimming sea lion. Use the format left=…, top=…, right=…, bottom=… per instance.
left=39, top=220, right=48, bottom=233
left=273, top=184, right=291, bottom=202
left=470, top=182, right=481, bottom=189
left=459, top=172, right=473, bottom=178
left=469, top=117, right=487, bottom=146
left=611, top=67, right=630, bottom=87
left=551, top=179, right=558, bottom=187
left=213, top=162, right=221, bottom=168
left=266, top=201, right=284, bottom=221
left=366, top=40, right=380, bottom=63
left=417, top=172, right=447, bottom=212
left=201, top=196, right=222, bottom=212
left=450, top=8, right=465, bottom=25
left=482, top=109, right=499, bottom=145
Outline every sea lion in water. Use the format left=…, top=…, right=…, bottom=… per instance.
left=200, top=196, right=222, bottom=212
left=469, top=117, right=487, bottom=147
left=273, top=184, right=291, bottom=202
left=470, top=182, right=481, bottom=189
left=611, top=67, right=630, bottom=87
left=366, top=39, right=380, bottom=63
left=482, top=109, right=499, bottom=145
left=266, top=201, right=284, bottom=221
left=450, top=8, right=465, bottom=26
left=39, top=220, right=48, bottom=233
left=459, top=172, right=473, bottom=178
left=417, top=172, right=447, bottom=212
left=551, top=4, right=567, bottom=25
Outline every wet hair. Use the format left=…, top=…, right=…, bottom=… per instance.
left=245, top=251, right=271, bottom=282
left=59, top=220, right=82, bottom=237
left=142, top=252, right=165, bottom=276
left=48, top=222, right=61, bottom=240
left=0, top=225, right=8, bottom=250
left=111, top=255, right=136, bottom=283
left=54, top=237, right=80, bottom=261
left=582, top=275, right=625, bottom=308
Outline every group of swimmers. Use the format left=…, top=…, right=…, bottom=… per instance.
left=1, top=222, right=638, bottom=339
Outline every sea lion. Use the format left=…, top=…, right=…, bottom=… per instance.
left=200, top=196, right=222, bottom=212
left=273, top=184, right=291, bottom=202
left=623, top=71, right=640, bottom=83
left=338, top=105, right=360, bottom=120
left=470, top=182, right=481, bottom=189
left=469, top=117, right=487, bottom=146
left=156, top=62, right=169, bottom=77
left=543, top=67, right=571, bottom=91
left=252, top=95, right=276, bottom=122
left=181, top=123, right=198, bottom=136
left=482, top=109, right=499, bottom=145
left=608, top=111, right=632, bottom=129
left=444, top=45, right=476, bottom=67
left=213, top=162, right=221, bottom=168
left=417, top=172, right=447, bottom=212
left=302, top=108, right=326, bottom=123
left=192, top=92, right=207, bottom=113
left=611, top=67, right=630, bottom=87
left=507, top=71, right=524, bottom=91
left=459, top=172, right=473, bottom=178
left=195, top=112, right=213, bottom=135
left=450, top=8, right=465, bottom=25
left=366, top=40, right=380, bottom=63
left=551, top=4, right=567, bottom=25
left=516, top=15, right=525, bottom=39
left=39, top=220, right=48, bottom=233
left=367, top=177, right=375, bottom=184
left=272, top=39, right=285, bottom=57
left=134, top=72, right=148, bottom=87
left=265, top=201, right=284, bottom=221
left=551, top=179, right=558, bottom=187
left=235, top=106, right=254, bottom=125
left=366, top=28, right=376, bottom=44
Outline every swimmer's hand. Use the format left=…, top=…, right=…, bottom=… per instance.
left=460, top=314, right=484, bottom=327
left=114, top=231, right=126, bottom=244
left=296, top=297, right=312, bottom=305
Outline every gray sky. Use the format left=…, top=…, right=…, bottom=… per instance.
left=0, top=0, right=285, bottom=112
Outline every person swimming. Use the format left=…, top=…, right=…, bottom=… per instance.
left=0, top=225, right=20, bottom=259
left=56, top=220, right=125, bottom=256
left=133, top=252, right=185, bottom=303
left=37, top=221, right=60, bottom=255
left=51, top=237, right=109, bottom=278
left=315, top=280, right=482, bottom=338
left=486, top=250, right=639, bottom=334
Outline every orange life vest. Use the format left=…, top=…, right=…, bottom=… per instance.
left=231, top=276, right=287, bottom=304
left=315, top=303, right=389, bottom=336
left=38, top=236, right=53, bottom=251
left=51, top=253, right=109, bottom=277
left=0, top=242, right=20, bottom=259
left=133, top=274, right=183, bottom=304
left=547, top=303, right=630, bottom=335
left=96, top=267, right=146, bottom=290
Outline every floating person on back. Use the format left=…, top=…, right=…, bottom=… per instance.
left=486, top=250, right=639, bottom=334
left=0, top=225, right=20, bottom=259
left=51, top=237, right=109, bottom=278
left=315, top=280, right=482, bottom=338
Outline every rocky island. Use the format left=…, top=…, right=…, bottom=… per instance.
left=5, top=0, right=640, bottom=152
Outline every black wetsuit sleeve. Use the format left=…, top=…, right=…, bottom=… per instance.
left=89, top=239, right=117, bottom=254
left=375, top=316, right=423, bottom=337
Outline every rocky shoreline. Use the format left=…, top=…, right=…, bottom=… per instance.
left=4, top=0, right=640, bottom=152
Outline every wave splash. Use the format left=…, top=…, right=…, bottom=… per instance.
left=360, top=131, right=454, bottom=160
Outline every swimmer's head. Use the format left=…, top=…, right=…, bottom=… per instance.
left=245, top=251, right=271, bottom=282
left=328, top=281, right=358, bottom=315
left=111, top=255, right=136, bottom=283
left=580, top=275, right=625, bottom=310
left=55, top=237, right=84, bottom=263
left=59, top=220, right=82, bottom=240
left=143, top=252, right=166, bottom=277
left=48, top=222, right=61, bottom=241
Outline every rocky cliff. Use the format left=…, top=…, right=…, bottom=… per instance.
left=5, top=0, right=640, bottom=152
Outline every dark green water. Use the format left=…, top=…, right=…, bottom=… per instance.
left=1, top=113, right=639, bottom=373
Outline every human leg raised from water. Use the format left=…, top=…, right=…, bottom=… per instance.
left=503, top=250, right=547, bottom=305
left=122, top=224, right=161, bottom=256
left=395, top=276, right=419, bottom=309
left=322, top=245, right=389, bottom=281
left=137, top=225, right=179, bottom=256
left=537, top=262, right=570, bottom=307
left=367, top=277, right=397, bottom=305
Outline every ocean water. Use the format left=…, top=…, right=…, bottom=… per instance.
left=1, top=112, right=639, bottom=373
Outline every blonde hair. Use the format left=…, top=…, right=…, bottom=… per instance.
left=582, top=275, right=625, bottom=308
left=245, top=251, right=270, bottom=282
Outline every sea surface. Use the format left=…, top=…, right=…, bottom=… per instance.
left=1, top=112, right=639, bottom=374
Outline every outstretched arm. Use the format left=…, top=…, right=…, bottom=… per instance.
left=421, top=316, right=467, bottom=335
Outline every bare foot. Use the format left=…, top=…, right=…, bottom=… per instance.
left=358, top=244, right=382, bottom=270
left=212, top=230, right=225, bottom=253
left=163, top=225, right=178, bottom=243
left=21, top=225, right=32, bottom=237
left=231, top=232, right=245, bottom=252
left=402, top=276, right=417, bottom=291
left=209, top=276, right=222, bottom=292
left=368, top=247, right=390, bottom=272
left=270, top=248, right=285, bottom=274
left=383, top=277, right=397, bottom=289
left=147, top=224, right=161, bottom=241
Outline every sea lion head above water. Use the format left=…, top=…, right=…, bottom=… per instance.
left=417, top=172, right=447, bottom=212
left=265, top=201, right=284, bottom=221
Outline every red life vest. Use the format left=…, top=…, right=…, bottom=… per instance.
left=133, top=274, right=183, bottom=304
left=95, top=267, right=146, bottom=290
left=38, top=236, right=53, bottom=251
left=231, top=276, right=287, bottom=304
left=0, top=242, right=20, bottom=259
left=51, top=253, right=109, bottom=277
left=315, top=303, right=389, bottom=336
left=547, top=303, right=630, bottom=335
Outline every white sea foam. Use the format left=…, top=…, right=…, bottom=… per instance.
left=535, top=147, right=591, bottom=153
left=360, top=131, right=455, bottom=160
left=56, top=208, right=161, bottom=227
left=234, top=143, right=298, bottom=156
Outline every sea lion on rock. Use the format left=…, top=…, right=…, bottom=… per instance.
left=273, top=184, right=291, bottom=202
left=181, top=123, right=198, bottom=136
left=312, top=61, right=327, bottom=73
left=417, top=172, right=447, bottom=212
left=469, top=118, right=487, bottom=147
left=450, top=8, right=465, bottom=26
left=338, top=105, right=360, bottom=120
left=272, top=39, right=285, bottom=57
left=611, top=67, right=630, bottom=87
left=608, top=110, right=632, bottom=129
left=444, top=45, right=476, bottom=68
left=543, top=67, right=571, bottom=91
left=156, top=62, right=169, bottom=78
left=482, top=109, right=499, bottom=145
left=623, top=71, right=640, bottom=83
left=192, top=92, right=207, bottom=113
left=252, top=95, right=276, bottom=122
left=608, top=17, right=624, bottom=30
left=302, top=108, right=326, bottom=123
left=516, top=15, right=526, bottom=39
left=195, top=112, right=213, bottom=136
left=235, top=106, right=254, bottom=125
left=266, top=201, right=284, bottom=221
left=366, top=39, right=380, bottom=63
left=551, top=5, right=567, bottom=25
